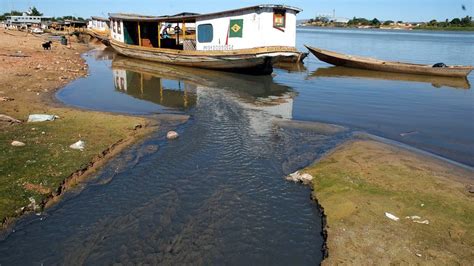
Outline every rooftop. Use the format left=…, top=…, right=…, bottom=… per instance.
left=109, top=4, right=302, bottom=22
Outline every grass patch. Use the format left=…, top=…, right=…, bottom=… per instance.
left=0, top=109, right=149, bottom=222
left=304, top=140, right=474, bottom=264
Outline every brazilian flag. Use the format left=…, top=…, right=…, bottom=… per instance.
left=229, top=19, right=243, bottom=38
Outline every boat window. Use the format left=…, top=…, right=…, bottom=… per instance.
left=117, top=21, right=122, bottom=34
left=197, top=24, right=213, bottom=43
left=273, top=9, right=286, bottom=28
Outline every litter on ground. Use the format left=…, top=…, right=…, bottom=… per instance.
left=69, top=140, right=85, bottom=151
left=27, top=114, right=59, bottom=122
left=385, top=212, right=400, bottom=221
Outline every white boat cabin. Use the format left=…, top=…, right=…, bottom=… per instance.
left=109, top=5, right=301, bottom=51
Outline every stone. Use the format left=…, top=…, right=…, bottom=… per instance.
left=285, top=171, right=314, bottom=184
left=0, top=96, right=14, bottom=101
left=0, top=114, right=21, bottom=124
left=11, top=140, right=26, bottom=147
left=166, top=131, right=179, bottom=140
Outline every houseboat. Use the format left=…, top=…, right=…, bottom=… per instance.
left=87, top=16, right=111, bottom=45
left=108, top=5, right=303, bottom=74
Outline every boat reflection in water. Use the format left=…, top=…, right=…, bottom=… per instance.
left=310, top=66, right=471, bottom=89
left=112, top=64, right=198, bottom=110
left=112, top=55, right=296, bottom=122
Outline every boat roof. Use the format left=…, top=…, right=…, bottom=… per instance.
left=109, top=4, right=302, bottom=22
left=91, top=16, right=109, bottom=22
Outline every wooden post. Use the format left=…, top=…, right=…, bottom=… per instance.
left=183, top=21, right=186, bottom=40
left=140, top=73, right=144, bottom=94
left=158, top=22, right=161, bottom=48
left=138, top=22, right=142, bottom=46
left=159, top=78, right=163, bottom=104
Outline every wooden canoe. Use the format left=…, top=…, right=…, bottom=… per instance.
left=305, top=45, right=473, bottom=78
left=110, top=39, right=301, bottom=75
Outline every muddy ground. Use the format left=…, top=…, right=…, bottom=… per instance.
left=0, top=29, right=155, bottom=228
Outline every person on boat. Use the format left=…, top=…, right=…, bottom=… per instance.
left=161, top=24, right=172, bottom=39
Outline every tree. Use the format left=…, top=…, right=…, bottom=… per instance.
left=428, top=19, right=438, bottom=26
left=383, top=20, right=394, bottom=26
left=461, top=16, right=473, bottom=26
left=30, top=6, right=43, bottom=16
left=450, top=18, right=461, bottom=25
left=371, top=18, right=381, bottom=26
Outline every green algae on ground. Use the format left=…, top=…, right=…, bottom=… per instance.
left=303, top=140, right=474, bottom=264
left=0, top=109, right=150, bottom=224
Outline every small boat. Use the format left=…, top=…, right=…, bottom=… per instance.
left=108, top=5, right=304, bottom=75
left=306, top=46, right=473, bottom=78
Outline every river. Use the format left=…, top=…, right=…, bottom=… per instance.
left=0, top=28, right=473, bottom=264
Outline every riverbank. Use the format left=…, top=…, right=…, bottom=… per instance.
left=300, top=24, right=474, bottom=32
left=0, top=30, right=155, bottom=230
left=299, top=138, right=474, bottom=264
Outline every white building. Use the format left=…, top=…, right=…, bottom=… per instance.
left=6, top=13, right=50, bottom=29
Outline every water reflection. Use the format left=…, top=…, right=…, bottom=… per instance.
left=112, top=66, right=197, bottom=109
left=310, top=66, right=471, bottom=89
left=111, top=55, right=296, bottom=117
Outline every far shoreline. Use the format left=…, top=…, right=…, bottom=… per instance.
left=298, top=25, right=474, bottom=32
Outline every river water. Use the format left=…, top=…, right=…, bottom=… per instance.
left=0, top=28, right=473, bottom=264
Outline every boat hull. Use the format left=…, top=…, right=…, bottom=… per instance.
left=87, top=29, right=110, bottom=46
left=110, top=40, right=300, bottom=75
left=306, top=46, right=473, bottom=78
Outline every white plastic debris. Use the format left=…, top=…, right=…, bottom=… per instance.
left=385, top=212, right=400, bottom=221
left=28, top=197, right=39, bottom=211
left=166, top=131, right=179, bottom=140
left=286, top=171, right=314, bottom=184
left=405, top=215, right=430, bottom=225
left=413, top=220, right=430, bottom=225
left=27, top=114, right=59, bottom=122
left=69, top=140, right=85, bottom=151
left=416, top=253, right=422, bottom=257
left=11, top=140, right=26, bottom=147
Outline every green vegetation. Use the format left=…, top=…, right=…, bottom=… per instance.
left=348, top=17, right=381, bottom=27
left=0, top=111, right=149, bottom=222
left=304, top=140, right=474, bottom=264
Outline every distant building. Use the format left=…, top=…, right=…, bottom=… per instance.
left=6, top=13, right=51, bottom=29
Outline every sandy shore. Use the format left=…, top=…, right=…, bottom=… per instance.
left=0, top=30, right=156, bottom=230
left=301, top=139, right=474, bottom=264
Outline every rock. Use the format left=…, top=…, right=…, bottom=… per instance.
left=0, top=114, right=22, bottom=124
left=286, top=171, right=314, bottom=184
left=167, top=131, right=179, bottom=140
left=467, top=185, right=474, bottom=194
left=11, top=140, right=26, bottom=147
left=0, top=96, right=14, bottom=101
left=133, top=124, right=143, bottom=130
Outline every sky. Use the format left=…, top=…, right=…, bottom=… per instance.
left=1, top=0, right=473, bottom=22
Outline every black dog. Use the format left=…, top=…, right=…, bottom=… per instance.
left=42, top=41, right=52, bottom=50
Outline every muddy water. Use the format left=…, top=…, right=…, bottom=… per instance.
left=1, top=28, right=473, bottom=264
left=0, top=51, right=353, bottom=264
